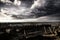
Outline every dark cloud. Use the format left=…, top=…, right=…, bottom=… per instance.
left=20, top=0, right=34, bottom=8
left=0, top=0, right=60, bottom=20
left=31, top=0, right=60, bottom=17
left=0, top=1, right=5, bottom=7
left=10, top=0, right=14, bottom=2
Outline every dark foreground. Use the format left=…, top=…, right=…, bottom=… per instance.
left=0, top=22, right=60, bottom=40
left=0, top=33, right=58, bottom=40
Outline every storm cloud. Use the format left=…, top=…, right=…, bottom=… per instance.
left=0, top=0, right=60, bottom=21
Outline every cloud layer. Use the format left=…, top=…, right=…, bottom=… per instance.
left=0, top=0, right=60, bottom=21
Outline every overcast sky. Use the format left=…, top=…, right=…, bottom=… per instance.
left=0, top=0, right=60, bottom=22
